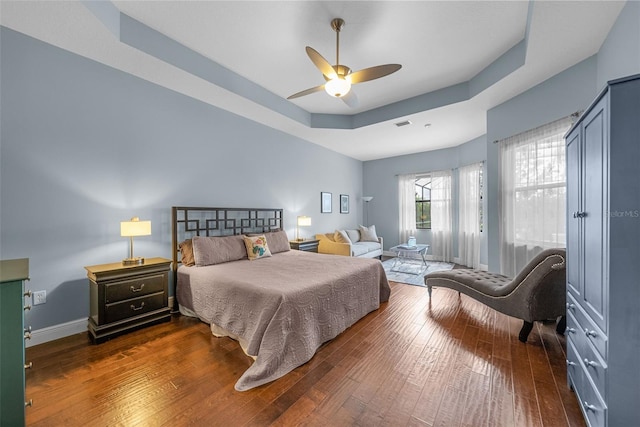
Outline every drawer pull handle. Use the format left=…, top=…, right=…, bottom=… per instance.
left=24, top=330, right=32, bottom=340
left=24, top=290, right=32, bottom=298
left=24, top=304, right=31, bottom=311
left=583, top=358, right=598, bottom=368
left=25, top=362, right=33, bottom=370
left=130, top=284, right=145, bottom=293
left=25, top=399, right=33, bottom=408
left=584, top=328, right=597, bottom=338
left=566, top=359, right=576, bottom=367
left=583, top=401, right=597, bottom=412
left=573, top=211, right=587, bottom=218
left=566, top=327, right=576, bottom=334
left=130, top=302, right=145, bottom=311
left=566, top=303, right=576, bottom=311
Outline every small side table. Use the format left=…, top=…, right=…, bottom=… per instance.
left=289, top=239, right=319, bottom=253
left=85, top=257, right=172, bottom=343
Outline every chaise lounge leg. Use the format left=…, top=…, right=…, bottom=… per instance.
left=556, top=315, right=566, bottom=335
left=427, top=285, right=432, bottom=298
left=519, top=321, right=534, bottom=343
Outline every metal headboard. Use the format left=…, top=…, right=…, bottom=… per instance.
left=170, top=206, right=284, bottom=311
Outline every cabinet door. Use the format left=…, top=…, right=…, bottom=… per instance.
left=581, top=97, right=608, bottom=332
left=566, top=127, right=582, bottom=298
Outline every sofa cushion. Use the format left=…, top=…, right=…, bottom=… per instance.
left=359, top=224, right=379, bottom=242
left=334, top=230, right=351, bottom=244
left=351, top=244, right=370, bottom=257
left=357, top=241, right=382, bottom=254
left=346, top=229, right=360, bottom=243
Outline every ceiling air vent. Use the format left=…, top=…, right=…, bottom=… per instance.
left=395, top=120, right=412, bottom=127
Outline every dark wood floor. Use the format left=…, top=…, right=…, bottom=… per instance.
left=25, top=281, right=586, bottom=426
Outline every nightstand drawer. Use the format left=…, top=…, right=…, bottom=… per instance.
left=105, top=273, right=165, bottom=303
left=105, top=292, right=166, bottom=324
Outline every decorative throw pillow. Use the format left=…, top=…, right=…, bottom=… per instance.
left=358, top=224, right=379, bottom=242
left=345, top=229, right=360, bottom=243
left=334, top=229, right=351, bottom=244
left=179, top=239, right=195, bottom=266
left=243, top=235, right=272, bottom=260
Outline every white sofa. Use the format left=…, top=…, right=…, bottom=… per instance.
left=315, top=228, right=383, bottom=259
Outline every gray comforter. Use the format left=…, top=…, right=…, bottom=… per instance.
left=177, top=250, right=391, bottom=391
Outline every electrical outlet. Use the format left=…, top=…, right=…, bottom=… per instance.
left=33, top=290, right=46, bottom=305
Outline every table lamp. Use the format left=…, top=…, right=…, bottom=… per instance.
left=296, top=216, right=312, bottom=241
left=120, top=217, right=151, bottom=265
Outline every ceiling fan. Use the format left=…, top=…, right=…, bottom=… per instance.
left=287, top=18, right=402, bottom=108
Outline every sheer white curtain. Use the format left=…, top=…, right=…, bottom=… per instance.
left=398, top=173, right=416, bottom=244
left=499, top=116, right=572, bottom=276
left=430, top=170, right=453, bottom=262
left=458, top=162, right=482, bottom=269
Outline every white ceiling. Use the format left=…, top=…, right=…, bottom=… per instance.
left=0, top=1, right=625, bottom=161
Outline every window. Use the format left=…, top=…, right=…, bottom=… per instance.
left=499, top=115, right=573, bottom=276
left=415, top=175, right=431, bottom=229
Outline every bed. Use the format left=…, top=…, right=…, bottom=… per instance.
left=171, top=207, right=391, bottom=391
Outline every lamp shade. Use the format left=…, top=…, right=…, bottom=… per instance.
left=297, top=216, right=312, bottom=227
left=120, top=217, right=151, bottom=237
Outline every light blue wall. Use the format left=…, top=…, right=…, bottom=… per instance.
left=0, top=28, right=363, bottom=330
left=596, top=0, right=640, bottom=89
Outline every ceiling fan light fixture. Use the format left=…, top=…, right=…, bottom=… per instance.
left=325, top=77, right=351, bottom=98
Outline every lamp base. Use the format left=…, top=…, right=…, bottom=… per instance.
left=122, top=257, right=145, bottom=266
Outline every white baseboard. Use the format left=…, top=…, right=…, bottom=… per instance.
left=26, top=318, right=87, bottom=348
left=26, top=298, right=175, bottom=347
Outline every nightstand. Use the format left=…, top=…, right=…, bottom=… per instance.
left=289, top=239, right=319, bottom=253
left=84, top=257, right=171, bottom=343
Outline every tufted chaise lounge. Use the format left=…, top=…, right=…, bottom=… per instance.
left=424, top=248, right=566, bottom=342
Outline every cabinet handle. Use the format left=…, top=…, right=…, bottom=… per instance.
left=566, top=359, right=576, bottom=367
left=583, top=358, right=598, bottom=368
left=24, top=332, right=32, bottom=340
left=584, top=328, right=597, bottom=338
left=25, top=362, right=33, bottom=370
left=583, top=401, right=597, bottom=412
left=25, top=399, right=33, bottom=408
left=130, top=283, right=145, bottom=293
left=566, top=303, right=576, bottom=311
left=573, top=211, right=587, bottom=218
left=130, top=302, right=145, bottom=311
left=566, top=327, right=576, bottom=334
left=24, top=304, right=31, bottom=311
left=24, top=290, right=32, bottom=298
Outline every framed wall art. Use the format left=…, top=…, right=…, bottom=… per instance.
left=321, top=192, right=332, bottom=213
left=340, top=194, right=349, bottom=214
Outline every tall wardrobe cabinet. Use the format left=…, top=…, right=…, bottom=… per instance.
left=565, top=74, right=640, bottom=427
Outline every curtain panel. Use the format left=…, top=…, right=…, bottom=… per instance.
left=430, top=169, right=453, bottom=262
left=398, top=173, right=416, bottom=245
left=499, top=116, right=573, bottom=276
left=458, top=162, right=483, bottom=269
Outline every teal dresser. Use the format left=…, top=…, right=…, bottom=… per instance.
left=0, top=258, right=31, bottom=426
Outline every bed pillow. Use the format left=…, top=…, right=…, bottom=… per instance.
left=243, top=235, right=272, bottom=260
left=334, top=230, right=352, bottom=244
left=358, top=224, right=379, bottom=242
left=179, top=239, right=195, bottom=266
left=192, top=235, right=248, bottom=266
left=249, top=229, right=290, bottom=254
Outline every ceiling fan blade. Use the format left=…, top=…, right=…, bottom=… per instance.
left=341, top=90, right=359, bottom=108
left=306, top=46, right=337, bottom=79
left=350, top=64, right=402, bottom=84
left=287, top=84, right=325, bottom=100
